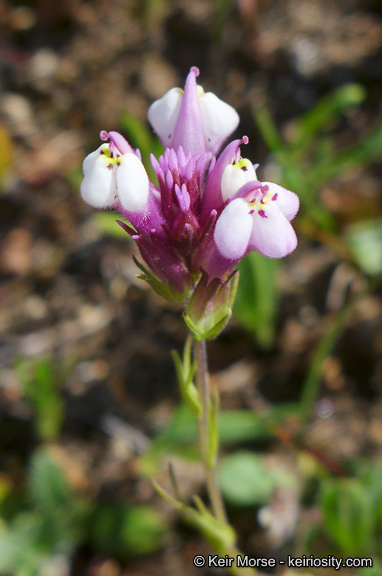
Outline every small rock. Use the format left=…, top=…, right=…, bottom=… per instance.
left=0, top=228, right=33, bottom=275
left=1, top=93, right=36, bottom=137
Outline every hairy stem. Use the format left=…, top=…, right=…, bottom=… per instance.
left=194, top=338, right=258, bottom=575
left=194, top=339, right=227, bottom=524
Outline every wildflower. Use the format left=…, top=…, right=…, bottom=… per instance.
left=80, top=67, right=299, bottom=312
left=147, top=67, right=239, bottom=155
left=214, top=155, right=299, bottom=260
left=81, top=130, right=149, bottom=213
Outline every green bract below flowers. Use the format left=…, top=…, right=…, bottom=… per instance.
left=81, top=67, right=299, bottom=338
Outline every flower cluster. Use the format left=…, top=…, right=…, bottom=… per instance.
left=81, top=67, right=299, bottom=305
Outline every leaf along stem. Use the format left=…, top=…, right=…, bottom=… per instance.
left=194, top=338, right=228, bottom=525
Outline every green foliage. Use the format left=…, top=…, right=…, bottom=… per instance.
left=27, top=450, right=84, bottom=552
left=235, top=84, right=382, bottom=348
left=346, top=218, right=382, bottom=277
left=0, top=449, right=87, bottom=576
left=217, top=451, right=285, bottom=507
left=299, top=300, right=355, bottom=418
left=292, top=84, right=366, bottom=151
left=319, top=477, right=378, bottom=557
left=254, top=86, right=382, bottom=230
left=91, top=212, right=134, bottom=239
left=317, top=459, right=382, bottom=561
left=253, top=83, right=378, bottom=207
left=237, top=84, right=382, bottom=345
left=147, top=402, right=272, bottom=457
left=234, top=252, right=278, bottom=348
left=120, top=111, right=163, bottom=182
left=172, top=337, right=201, bottom=418
left=359, top=459, right=382, bottom=524
left=14, top=357, right=65, bottom=441
left=88, top=505, right=165, bottom=558
left=0, top=448, right=168, bottom=574
left=357, top=560, right=382, bottom=576
left=141, top=401, right=300, bottom=475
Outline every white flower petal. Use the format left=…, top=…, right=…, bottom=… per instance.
left=80, top=154, right=116, bottom=208
left=198, top=92, right=239, bottom=154
left=221, top=161, right=257, bottom=201
left=116, top=153, right=149, bottom=212
left=147, top=87, right=182, bottom=148
left=82, top=145, right=105, bottom=176
left=262, top=182, right=300, bottom=221
left=214, top=198, right=252, bottom=260
left=250, top=202, right=298, bottom=258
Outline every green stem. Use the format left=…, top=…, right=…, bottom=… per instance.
left=194, top=338, right=258, bottom=575
left=194, top=339, right=227, bottom=524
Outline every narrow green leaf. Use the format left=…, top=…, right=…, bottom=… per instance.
left=92, top=213, right=133, bottom=238
left=293, top=84, right=366, bottom=151
left=120, top=111, right=163, bottom=181
left=299, top=302, right=354, bottom=418
left=253, top=106, right=284, bottom=152
left=171, top=348, right=201, bottom=418
left=310, top=121, right=382, bottom=185
left=319, top=478, right=376, bottom=556
left=120, top=112, right=153, bottom=158
left=234, top=251, right=278, bottom=348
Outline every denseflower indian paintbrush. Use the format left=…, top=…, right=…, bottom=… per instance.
left=81, top=67, right=299, bottom=310
left=80, top=66, right=300, bottom=576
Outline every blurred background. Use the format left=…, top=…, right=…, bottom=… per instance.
left=0, top=0, right=382, bottom=575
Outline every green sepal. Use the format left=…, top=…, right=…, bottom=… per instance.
left=134, top=257, right=189, bottom=302
left=183, top=311, right=232, bottom=341
left=171, top=337, right=201, bottom=418
left=183, top=270, right=239, bottom=340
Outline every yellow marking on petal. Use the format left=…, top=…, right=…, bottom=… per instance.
left=197, top=85, right=205, bottom=98
left=261, top=191, right=274, bottom=205
left=235, top=158, right=253, bottom=171
left=99, top=143, right=124, bottom=168
left=247, top=191, right=273, bottom=215
left=100, top=143, right=111, bottom=156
